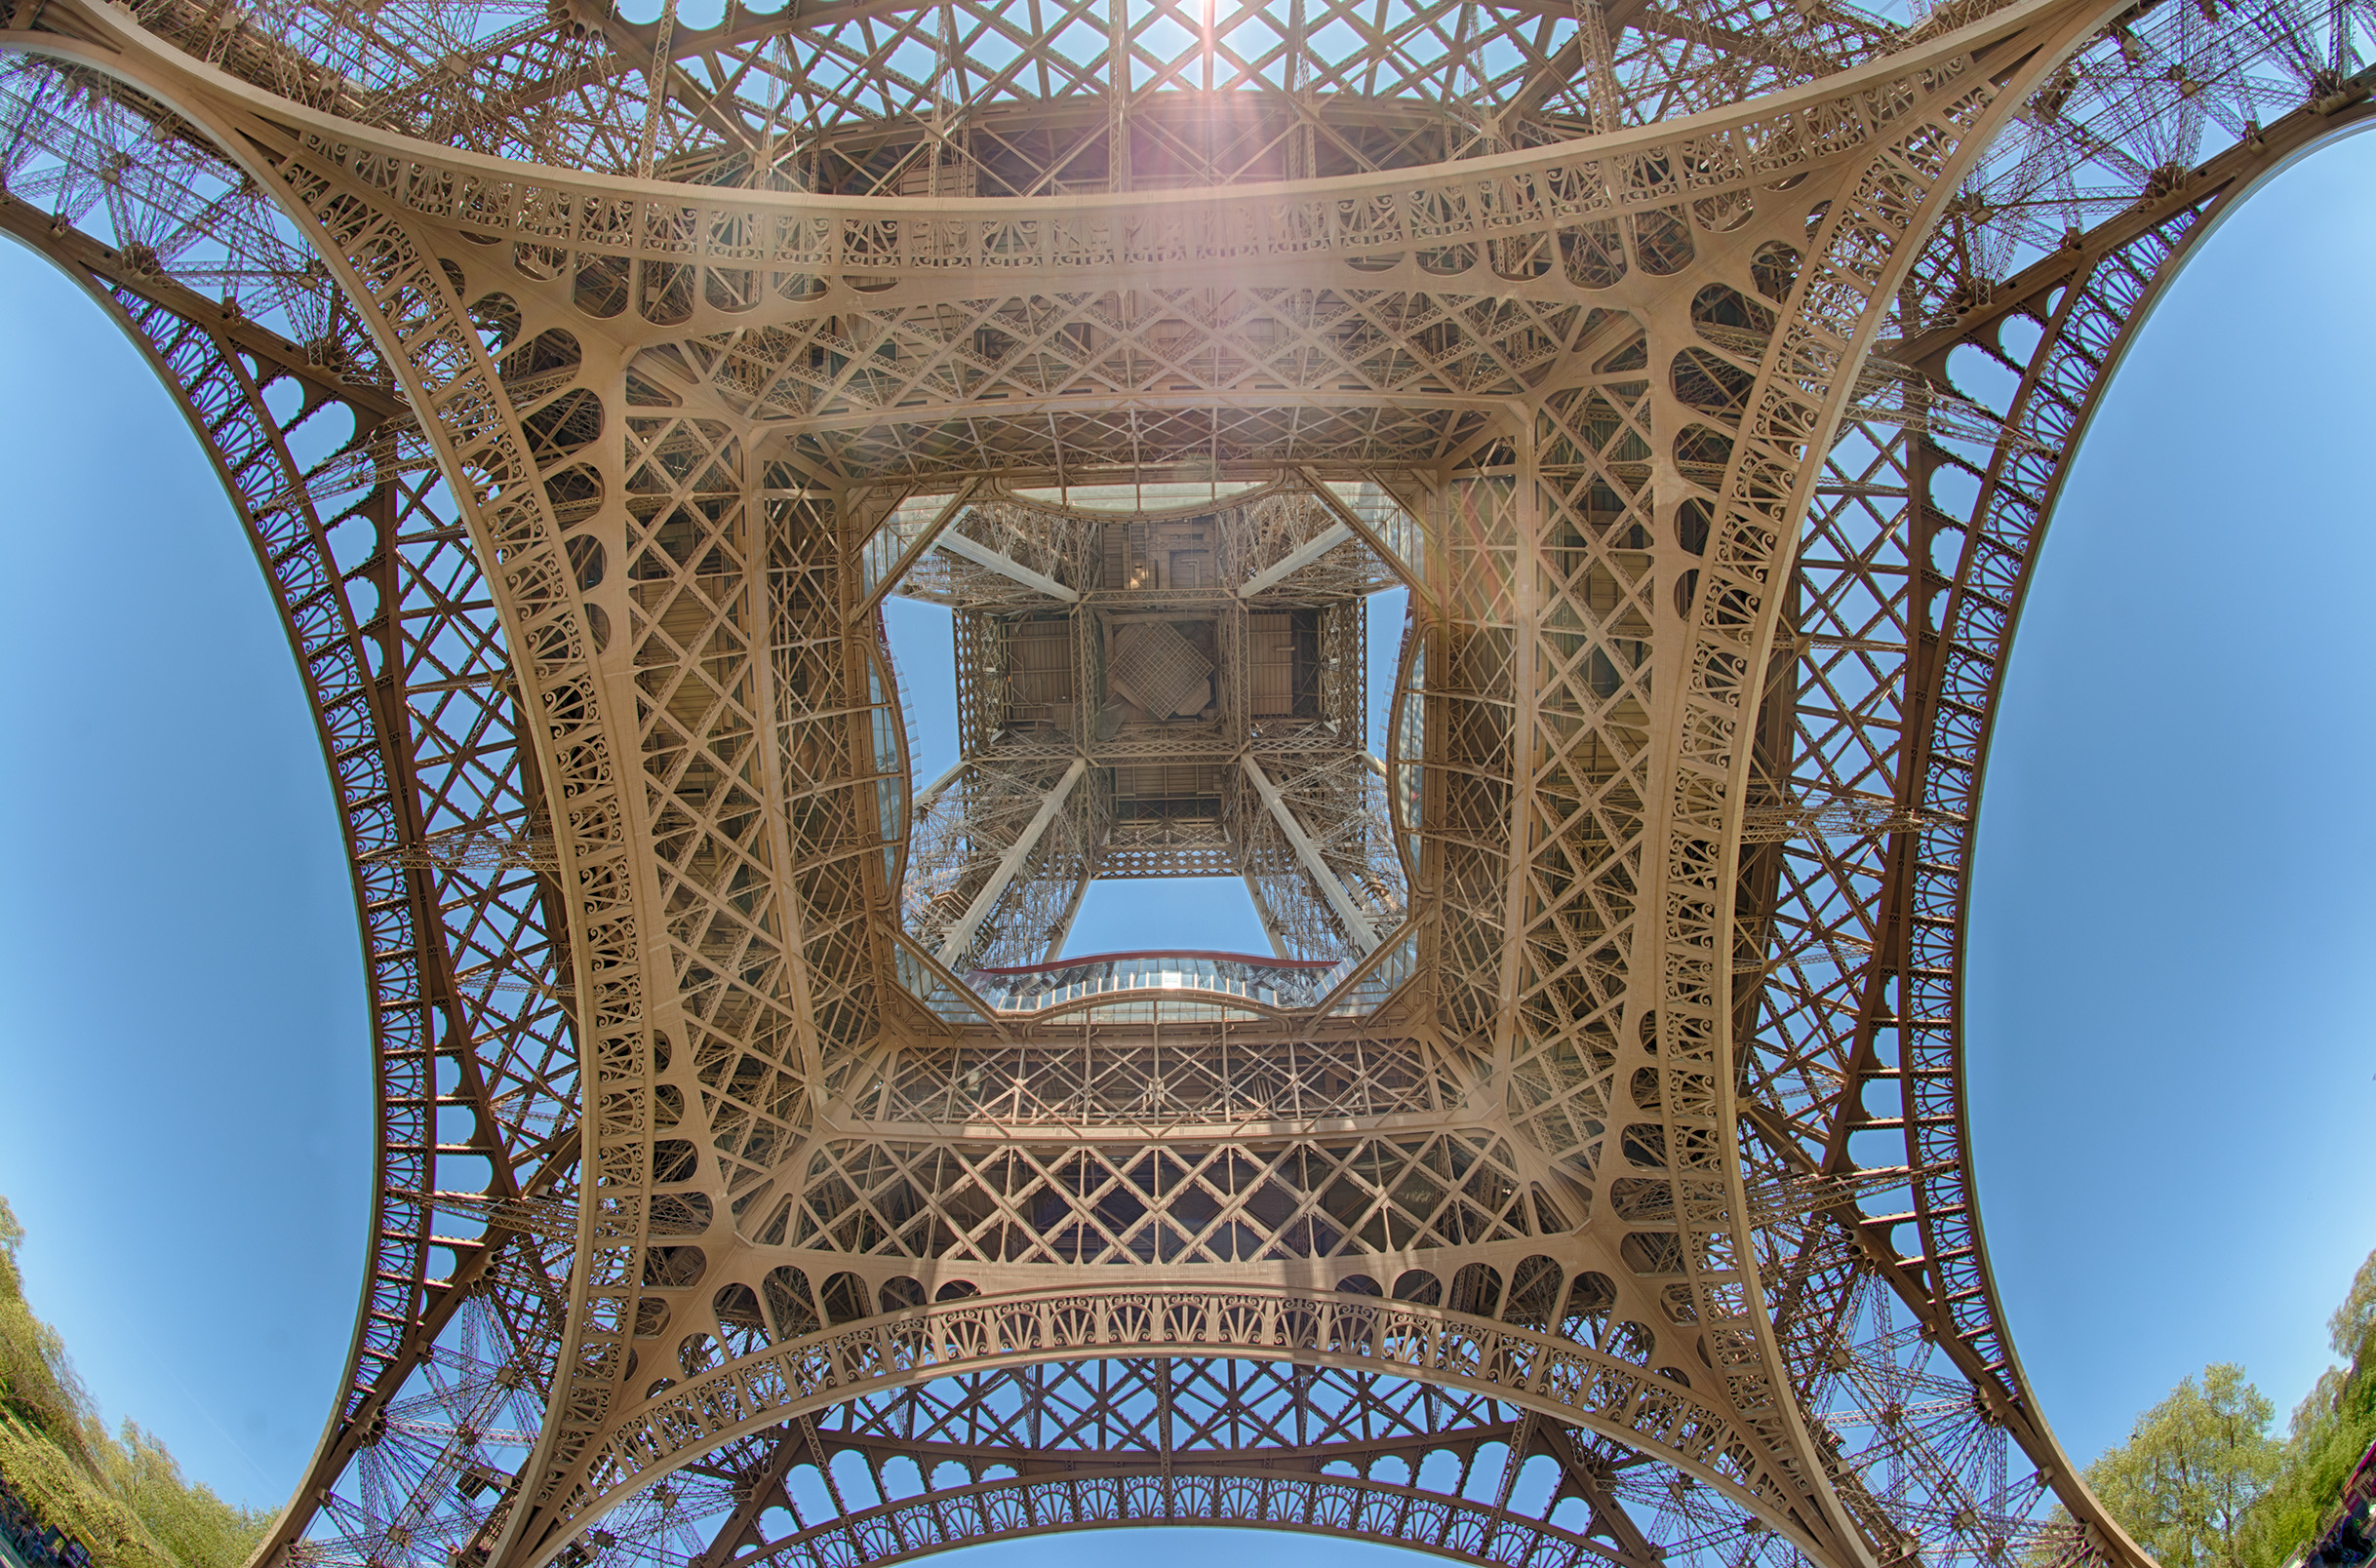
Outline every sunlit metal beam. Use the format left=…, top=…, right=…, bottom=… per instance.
left=935, top=758, right=1087, bottom=966
left=1239, top=754, right=1379, bottom=953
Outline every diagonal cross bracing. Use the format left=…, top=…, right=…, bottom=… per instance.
left=934, top=758, right=1088, bottom=967
left=1236, top=521, right=1354, bottom=598
left=933, top=527, right=1081, bottom=603
left=1239, top=753, right=1382, bottom=954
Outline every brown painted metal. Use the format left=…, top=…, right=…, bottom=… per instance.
left=0, top=4, right=2350, bottom=1568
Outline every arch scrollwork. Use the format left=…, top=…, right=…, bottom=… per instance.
left=2, top=4, right=2345, bottom=1568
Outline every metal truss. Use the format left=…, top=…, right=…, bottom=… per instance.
left=887, top=477, right=1398, bottom=969
left=0, top=157, right=582, bottom=1568
left=7, top=5, right=2374, bottom=1568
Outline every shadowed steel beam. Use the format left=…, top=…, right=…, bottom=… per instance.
left=911, top=758, right=968, bottom=819
left=1240, top=754, right=1378, bottom=953
left=1532, top=1425, right=1665, bottom=1568
left=1042, top=869, right=1092, bottom=961
left=1301, top=467, right=1433, bottom=609
left=686, top=1428, right=809, bottom=1568
left=936, top=528, right=1079, bottom=602
left=852, top=481, right=981, bottom=622
left=1240, top=870, right=1294, bottom=959
left=935, top=758, right=1087, bottom=965
left=1236, top=520, right=1352, bottom=598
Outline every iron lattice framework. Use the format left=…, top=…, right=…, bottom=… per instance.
left=889, top=477, right=1404, bottom=970
left=0, top=0, right=2358, bottom=1566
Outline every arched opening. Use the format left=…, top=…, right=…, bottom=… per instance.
left=4, top=116, right=2356, bottom=1548
left=0, top=241, right=370, bottom=1505
left=1964, top=128, right=2376, bottom=1462
left=534, top=1336, right=1808, bottom=1568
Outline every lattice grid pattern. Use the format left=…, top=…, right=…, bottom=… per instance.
left=9, top=2, right=2356, bottom=1568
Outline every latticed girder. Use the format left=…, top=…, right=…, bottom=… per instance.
left=662, top=1361, right=1708, bottom=1568
left=107, top=0, right=1903, bottom=191
left=891, top=477, right=1400, bottom=969
left=0, top=181, right=583, bottom=1568
left=13, top=3, right=2372, bottom=1568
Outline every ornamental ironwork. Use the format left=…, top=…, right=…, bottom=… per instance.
left=0, top=2, right=2345, bottom=1568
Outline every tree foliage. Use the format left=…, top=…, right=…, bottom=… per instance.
left=0, top=1196, right=269, bottom=1568
left=2080, top=1251, right=2376, bottom=1568
left=2084, top=1364, right=2282, bottom=1568
left=102, top=1425, right=273, bottom=1568
left=2239, top=1251, right=2376, bottom=1568
left=0, top=1198, right=99, bottom=1473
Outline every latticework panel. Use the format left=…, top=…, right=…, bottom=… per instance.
left=1228, top=489, right=1404, bottom=606
left=20, top=4, right=2373, bottom=1568
left=585, top=1357, right=1813, bottom=1568
left=1426, top=465, right=1524, bottom=1068
left=750, top=1130, right=1553, bottom=1266
left=900, top=747, right=1097, bottom=971
left=0, top=88, right=591, bottom=1568
left=763, top=482, right=899, bottom=1107
left=1239, top=748, right=1406, bottom=956
left=855, top=1023, right=1462, bottom=1129
left=895, top=498, right=1101, bottom=609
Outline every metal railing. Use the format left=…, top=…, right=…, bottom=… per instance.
left=966, top=950, right=1348, bottom=1013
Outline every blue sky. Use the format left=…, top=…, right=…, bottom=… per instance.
left=0, top=130, right=2369, bottom=1557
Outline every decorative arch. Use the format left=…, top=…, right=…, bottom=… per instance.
left=705, top=1468, right=1618, bottom=1568
left=3, top=7, right=2358, bottom=1568
left=547, top=1354, right=1748, bottom=1568
left=550, top=1287, right=1834, bottom=1566
left=0, top=169, right=579, bottom=1568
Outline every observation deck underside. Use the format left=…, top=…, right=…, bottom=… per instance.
left=0, top=0, right=2356, bottom=1564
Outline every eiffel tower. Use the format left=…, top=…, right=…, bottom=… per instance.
left=0, top=0, right=2336, bottom=1565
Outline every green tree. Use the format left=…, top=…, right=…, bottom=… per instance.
left=2239, top=1249, right=2376, bottom=1568
left=2085, top=1363, right=2282, bottom=1568
left=0, top=1196, right=100, bottom=1470
left=2330, top=1251, right=2376, bottom=1365
left=0, top=1196, right=269, bottom=1568
left=103, top=1423, right=269, bottom=1568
